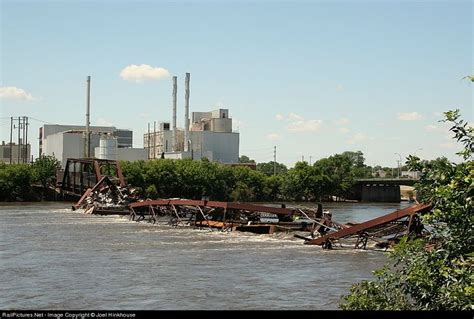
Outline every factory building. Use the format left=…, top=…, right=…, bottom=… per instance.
left=39, top=124, right=145, bottom=167
left=0, top=141, right=31, bottom=164
left=144, top=73, right=239, bottom=164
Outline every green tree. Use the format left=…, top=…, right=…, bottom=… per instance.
left=256, top=161, right=288, bottom=176
left=32, top=155, right=60, bottom=190
left=281, top=161, right=313, bottom=201
left=340, top=109, right=473, bottom=310
left=0, top=163, right=33, bottom=201
left=239, top=155, right=256, bottom=163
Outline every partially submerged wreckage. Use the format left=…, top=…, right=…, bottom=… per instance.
left=70, top=163, right=432, bottom=250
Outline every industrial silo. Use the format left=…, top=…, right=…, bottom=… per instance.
left=98, top=134, right=118, bottom=160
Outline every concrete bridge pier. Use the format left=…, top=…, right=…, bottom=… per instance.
left=361, top=184, right=401, bottom=203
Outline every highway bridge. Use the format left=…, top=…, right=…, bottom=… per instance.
left=350, top=178, right=419, bottom=203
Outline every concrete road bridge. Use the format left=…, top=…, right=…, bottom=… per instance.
left=350, top=178, right=418, bottom=203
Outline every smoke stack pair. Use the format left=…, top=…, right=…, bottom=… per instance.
left=184, top=73, right=190, bottom=152
left=171, top=73, right=190, bottom=152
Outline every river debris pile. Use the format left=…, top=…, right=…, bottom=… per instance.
left=299, top=203, right=432, bottom=249
left=73, top=176, right=136, bottom=215
left=129, top=199, right=321, bottom=234
left=72, top=176, right=432, bottom=251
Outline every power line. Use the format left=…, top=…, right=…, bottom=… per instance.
left=240, top=146, right=273, bottom=152
left=28, top=116, right=58, bottom=125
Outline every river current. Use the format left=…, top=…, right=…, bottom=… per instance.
left=0, top=201, right=409, bottom=310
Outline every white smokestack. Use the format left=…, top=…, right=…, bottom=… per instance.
left=85, top=75, right=91, bottom=158
left=172, top=76, right=177, bottom=151
left=184, top=73, right=190, bottom=152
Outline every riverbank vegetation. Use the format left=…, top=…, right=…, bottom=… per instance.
left=120, top=150, right=373, bottom=202
left=340, top=109, right=473, bottom=310
left=0, top=155, right=60, bottom=201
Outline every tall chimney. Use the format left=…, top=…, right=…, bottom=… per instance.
left=184, top=73, right=190, bottom=152
left=85, top=76, right=91, bottom=158
left=172, top=76, right=177, bottom=151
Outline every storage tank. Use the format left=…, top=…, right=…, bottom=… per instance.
left=98, top=135, right=117, bottom=160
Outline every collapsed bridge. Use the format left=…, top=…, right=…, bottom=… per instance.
left=69, top=159, right=432, bottom=250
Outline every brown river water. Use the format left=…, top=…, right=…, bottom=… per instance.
left=0, top=201, right=409, bottom=310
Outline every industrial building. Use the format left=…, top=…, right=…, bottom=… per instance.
left=144, top=73, right=240, bottom=163
left=0, top=142, right=31, bottom=164
left=40, top=124, right=146, bottom=167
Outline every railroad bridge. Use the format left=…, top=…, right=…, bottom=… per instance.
left=349, top=178, right=417, bottom=203
left=56, top=158, right=125, bottom=199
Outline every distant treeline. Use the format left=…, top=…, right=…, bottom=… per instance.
left=120, top=151, right=373, bottom=202
left=0, top=155, right=60, bottom=201
left=0, top=151, right=388, bottom=202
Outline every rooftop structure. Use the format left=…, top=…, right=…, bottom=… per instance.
left=144, top=73, right=239, bottom=164
left=39, top=124, right=141, bottom=167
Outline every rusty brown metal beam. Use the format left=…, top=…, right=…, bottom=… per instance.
left=93, top=161, right=102, bottom=182
left=115, top=160, right=125, bottom=187
left=306, top=203, right=432, bottom=245
left=73, top=176, right=113, bottom=209
left=129, top=199, right=301, bottom=216
left=74, top=188, right=92, bottom=210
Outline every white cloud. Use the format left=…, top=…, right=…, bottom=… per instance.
left=96, top=118, right=114, bottom=127
left=339, top=127, right=350, bottom=134
left=120, top=64, right=170, bottom=83
left=433, top=112, right=442, bottom=117
left=424, top=125, right=438, bottom=132
left=288, top=112, right=304, bottom=121
left=397, top=112, right=422, bottom=121
left=335, top=118, right=350, bottom=126
left=0, top=86, right=34, bottom=100
left=266, top=133, right=280, bottom=141
left=287, top=120, right=322, bottom=132
left=275, top=114, right=284, bottom=121
left=336, top=84, right=344, bottom=92
left=348, top=133, right=369, bottom=144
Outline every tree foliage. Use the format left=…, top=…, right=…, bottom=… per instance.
left=256, top=161, right=288, bottom=176
left=239, top=155, right=256, bottom=164
left=120, top=150, right=374, bottom=202
left=340, top=109, right=473, bottom=310
left=0, top=148, right=380, bottom=203
left=32, top=155, right=61, bottom=190
left=0, top=163, right=33, bottom=201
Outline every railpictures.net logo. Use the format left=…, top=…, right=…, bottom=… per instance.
left=1, top=313, right=136, bottom=319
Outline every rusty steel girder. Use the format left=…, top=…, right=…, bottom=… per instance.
left=305, top=203, right=432, bottom=245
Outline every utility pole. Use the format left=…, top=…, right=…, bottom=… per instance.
left=85, top=76, right=91, bottom=158
left=273, top=145, right=276, bottom=176
left=309, top=156, right=312, bottom=165
left=22, top=116, right=25, bottom=163
left=17, top=116, right=21, bottom=163
left=25, top=116, right=29, bottom=163
left=9, top=117, right=13, bottom=164
left=395, top=153, right=402, bottom=178
left=147, top=122, right=150, bottom=159
left=153, top=121, right=156, bottom=159
left=20, top=116, right=28, bottom=163
left=302, top=155, right=304, bottom=162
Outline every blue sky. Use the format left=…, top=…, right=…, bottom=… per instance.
left=1, top=0, right=472, bottom=167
